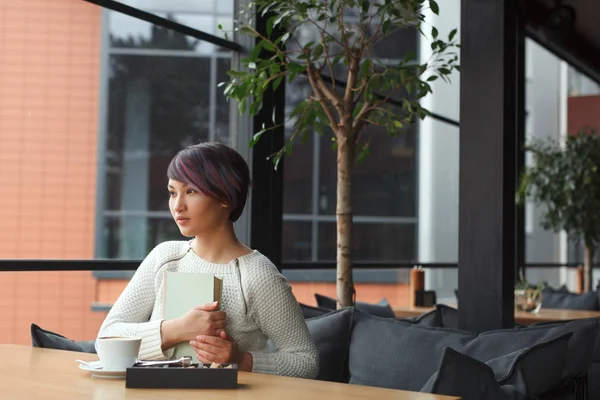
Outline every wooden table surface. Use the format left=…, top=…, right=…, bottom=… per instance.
left=393, top=304, right=600, bottom=325
left=0, top=345, right=459, bottom=400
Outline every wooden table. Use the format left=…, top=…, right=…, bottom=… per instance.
left=0, top=345, right=459, bottom=400
left=393, top=304, right=600, bottom=325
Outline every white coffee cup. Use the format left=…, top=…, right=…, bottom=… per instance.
left=96, top=336, right=142, bottom=371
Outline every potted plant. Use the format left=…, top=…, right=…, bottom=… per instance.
left=514, top=271, right=543, bottom=313
left=222, top=0, right=459, bottom=307
left=517, top=128, right=600, bottom=292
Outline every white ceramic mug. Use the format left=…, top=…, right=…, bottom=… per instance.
left=96, top=336, right=142, bottom=371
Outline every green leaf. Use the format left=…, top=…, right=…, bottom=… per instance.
left=403, top=51, right=416, bottom=63
left=382, top=20, right=392, bottom=35
left=269, top=63, right=280, bottom=76
left=266, top=16, right=275, bottom=37
left=356, top=142, right=371, bottom=164
left=449, top=28, right=457, bottom=41
left=262, top=41, right=276, bottom=52
left=429, top=0, right=439, bottom=15
left=431, top=27, right=438, bottom=39
left=312, top=43, right=324, bottom=59
left=427, top=75, right=438, bottom=81
left=288, top=62, right=305, bottom=73
left=278, top=32, right=291, bottom=45
left=249, top=129, right=266, bottom=147
left=273, top=76, right=283, bottom=91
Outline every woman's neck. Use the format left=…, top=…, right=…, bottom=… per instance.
left=191, top=223, right=251, bottom=264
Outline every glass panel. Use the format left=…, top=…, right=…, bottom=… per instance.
left=216, top=58, right=233, bottom=142
left=103, top=216, right=184, bottom=259
left=109, top=12, right=228, bottom=55
left=318, top=223, right=415, bottom=261
left=283, top=77, right=314, bottom=215
left=318, top=124, right=416, bottom=217
left=282, top=222, right=312, bottom=262
left=115, top=0, right=221, bottom=13
left=102, top=16, right=232, bottom=259
left=106, top=54, right=214, bottom=214
left=281, top=21, right=418, bottom=262
left=522, top=39, right=600, bottom=289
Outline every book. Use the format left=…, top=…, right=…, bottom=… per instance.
left=162, top=271, right=223, bottom=363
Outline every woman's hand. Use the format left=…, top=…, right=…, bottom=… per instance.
left=161, top=301, right=226, bottom=348
left=190, top=331, right=254, bottom=371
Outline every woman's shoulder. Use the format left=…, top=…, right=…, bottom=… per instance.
left=239, top=251, right=279, bottom=274
left=147, top=240, right=190, bottom=266
left=239, top=251, right=288, bottom=287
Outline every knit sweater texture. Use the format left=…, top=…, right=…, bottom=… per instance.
left=97, top=241, right=319, bottom=378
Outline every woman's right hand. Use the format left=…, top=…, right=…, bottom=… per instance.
left=161, top=301, right=227, bottom=348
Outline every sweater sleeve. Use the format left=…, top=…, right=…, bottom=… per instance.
left=244, top=260, right=319, bottom=379
left=96, top=243, right=175, bottom=360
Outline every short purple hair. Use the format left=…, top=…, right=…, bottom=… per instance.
left=167, top=142, right=251, bottom=222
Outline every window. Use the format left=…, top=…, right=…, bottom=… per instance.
left=98, top=9, right=234, bottom=259
left=281, top=23, right=418, bottom=263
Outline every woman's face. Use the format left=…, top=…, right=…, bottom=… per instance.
left=168, top=179, right=229, bottom=237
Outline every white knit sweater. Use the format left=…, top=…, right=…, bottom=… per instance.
left=97, top=241, right=319, bottom=379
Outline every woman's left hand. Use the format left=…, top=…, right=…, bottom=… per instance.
left=190, top=330, right=241, bottom=364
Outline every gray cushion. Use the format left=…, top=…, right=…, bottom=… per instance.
left=349, top=312, right=473, bottom=391
left=543, top=284, right=569, bottom=293
left=348, top=310, right=599, bottom=391
left=420, top=347, right=514, bottom=400
left=437, top=304, right=458, bottom=329
left=315, top=293, right=394, bottom=318
left=31, top=323, right=96, bottom=353
left=305, top=307, right=354, bottom=382
left=420, top=333, right=570, bottom=400
left=541, top=290, right=599, bottom=310
left=471, top=318, right=600, bottom=382
left=486, top=332, right=571, bottom=397
left=299, top=303, right=330, bottom=319
left=404, top=308, right=443, bottom=327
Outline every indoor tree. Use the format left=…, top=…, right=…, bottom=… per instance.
left=222, top=0, right=459, bottom=307
left=517, top=128, right=600, bottom=292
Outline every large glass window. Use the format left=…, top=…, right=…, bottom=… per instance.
left=99, top=9, right=234, bottom=259
left=281, top=22, right=418, bottom=263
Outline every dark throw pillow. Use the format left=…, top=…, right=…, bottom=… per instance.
left=31, top=323, right=96, bottom=353
left=314, top=293, right=394, bottom=318
left=420, top=347, right=510, bottom=400
left=299, top=303, right=330, bottom=319
left=541, top=290, right=599, bottom=310
left=305, top=307, right=354, bottom=382
left=421, top=333, right=570, bottom=400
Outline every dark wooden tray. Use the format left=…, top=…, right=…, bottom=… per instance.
left=125, top=363, right=238, bottom=389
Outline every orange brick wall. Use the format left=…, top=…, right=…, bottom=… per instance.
left=96, top=279, right=410, bottom=310
left=0, top=0, right=106, bottom=344
left=291, top=282, right=409, bottom=307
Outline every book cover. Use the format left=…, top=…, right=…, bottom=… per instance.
left=163, top=271, right=223, bottom=363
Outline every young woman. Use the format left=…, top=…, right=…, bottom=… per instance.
left=97, top=142, right=319, bottom=379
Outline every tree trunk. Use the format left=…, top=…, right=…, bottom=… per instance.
left=584, top=245, right=594, bottom=292
left=336, top=136, right=356, bottom=308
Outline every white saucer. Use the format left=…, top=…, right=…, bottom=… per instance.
left=78, top=360, right=127, bottom=379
